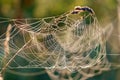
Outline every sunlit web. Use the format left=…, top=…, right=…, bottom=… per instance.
left=0, top=6, right=113, bottom=80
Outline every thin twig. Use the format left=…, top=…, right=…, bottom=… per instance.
left=4, top=24, right=12, bottom=59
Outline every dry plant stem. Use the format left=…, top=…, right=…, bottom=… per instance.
left=1, top=24, right=12, bottom=79
left=4, top=24, right=12, bottom=59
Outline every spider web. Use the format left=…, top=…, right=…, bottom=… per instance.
left=0, top=6, right=114, bottom=80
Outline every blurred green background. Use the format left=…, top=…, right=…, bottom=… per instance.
left=0, top=0, right=117, bottom=21
left=0, top=0, right=120, bottom=80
